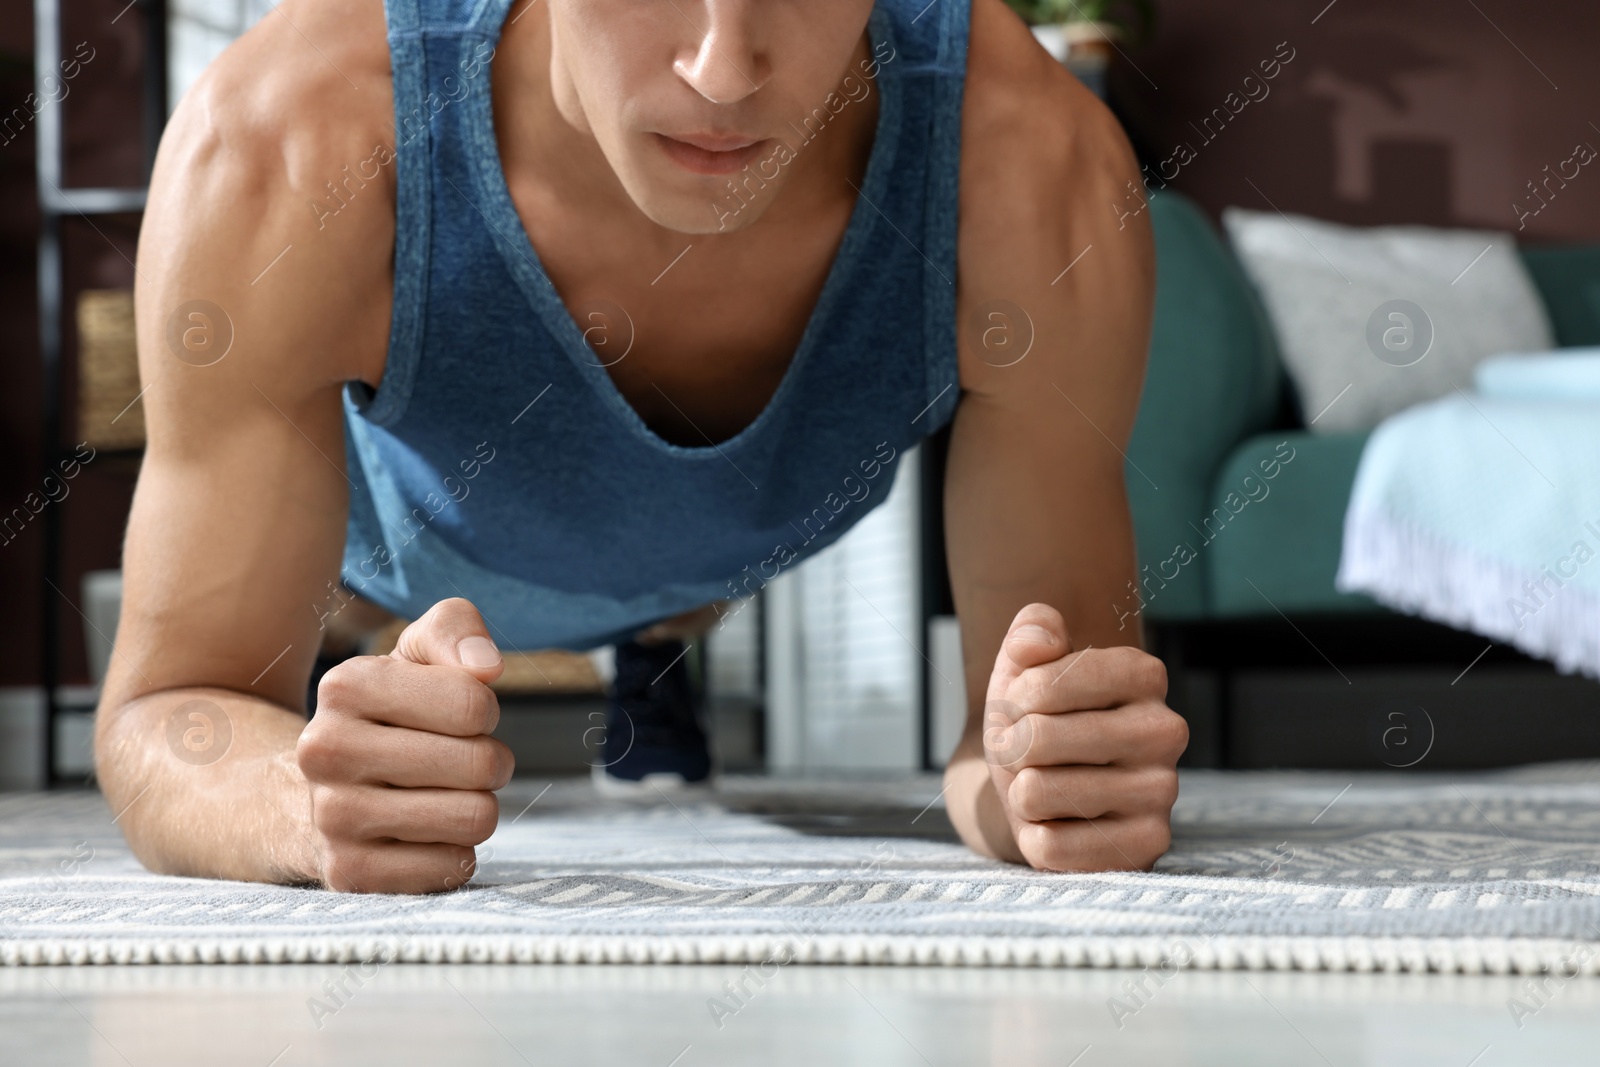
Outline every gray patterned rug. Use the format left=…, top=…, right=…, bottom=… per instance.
left=4, top=765, right=1600, bottom=973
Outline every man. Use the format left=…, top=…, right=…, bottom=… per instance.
left=98, top=0, right=1186, bottom=894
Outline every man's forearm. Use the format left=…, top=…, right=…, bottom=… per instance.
left=942, top=736, right=1024, bottom=865
left=95, top=687, right=320, bottom=884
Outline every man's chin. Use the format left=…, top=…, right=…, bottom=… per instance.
left=617, top=171, right=779, bottom=236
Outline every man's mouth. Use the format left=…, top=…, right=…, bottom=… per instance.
left=653, top=132, right=769, bottom=176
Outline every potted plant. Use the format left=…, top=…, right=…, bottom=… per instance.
left=1006, top=0, right=1156, bottom=66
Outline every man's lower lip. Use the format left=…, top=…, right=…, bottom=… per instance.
left=654, top=134, right=768, bottom=176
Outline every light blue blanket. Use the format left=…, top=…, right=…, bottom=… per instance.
left=1474, top=347, right=1600, bottom=400
left=1337, top=355, right=1600, bottom=678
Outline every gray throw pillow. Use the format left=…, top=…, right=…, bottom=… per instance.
left=1222, top=208, right=1555, bottom=432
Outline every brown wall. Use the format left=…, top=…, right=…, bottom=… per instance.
left=1, top=0, right=1598, bottom=685
left=2, top=0, right=149, bottom=687
left=1112, top=0, right=1600, bottom=241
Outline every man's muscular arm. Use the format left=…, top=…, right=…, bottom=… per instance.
left=941, top=0, right=1187, bottom=869
left=96, top=1, right=511, bottom=892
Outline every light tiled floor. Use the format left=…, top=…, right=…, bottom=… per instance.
left=3, top=963, right=1597, bottom=1066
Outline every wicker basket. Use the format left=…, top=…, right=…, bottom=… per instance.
left=76, top=288, right=144, bottom=451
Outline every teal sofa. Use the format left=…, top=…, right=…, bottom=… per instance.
left=1125, top=191, right=1600, bottom=626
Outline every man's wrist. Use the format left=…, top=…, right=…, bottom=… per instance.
left=263, top=744, right=322, bottom=885
left=942, top=746, right=1024, bottom=865
left=102, top=690, right=324, bottom=886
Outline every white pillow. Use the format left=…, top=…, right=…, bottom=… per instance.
left=1221, top=208, right=1555, bottom=433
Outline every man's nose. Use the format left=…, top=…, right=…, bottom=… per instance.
left=673, top=0, right=771, bottom=106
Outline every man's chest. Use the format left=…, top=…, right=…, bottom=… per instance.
left=506, top=178, right=861, bottom=447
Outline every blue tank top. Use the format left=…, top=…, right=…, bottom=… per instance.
left=340, top=0, right=970, bottom=651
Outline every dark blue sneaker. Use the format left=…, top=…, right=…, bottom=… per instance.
left=593, top=638, right=713, bottom=795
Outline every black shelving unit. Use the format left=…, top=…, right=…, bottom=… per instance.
left=35, top=0, right=167, bottom=786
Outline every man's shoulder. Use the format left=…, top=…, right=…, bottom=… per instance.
left=958, top=0, right=1144, bottom=249
left=171, top=0, right=396, bottom=223
left=146, top=0, right=399, bottom=388
left=953, top=0, right=1154, bottom=398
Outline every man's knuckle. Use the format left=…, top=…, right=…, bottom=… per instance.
left=1140, top=766, right=1180, bottom=811
left=1135, top=705, right=1188, bottom=760
left=453, top=679, right=486, bottom=734
left=467, top=739, right=500, bottom=788
left=323, top=654, right=390, bottom=708
left=307, top=783, right=337, bottom=826
left=315, top=662, right=358, bottom=709
left=462, top=682, right=498, bottom=735
left=1007, top=670, right=1046, bottom=710
left=991, top=712, right=1039, bottom=769
left=1022, top=823, right=1075, bottom=872
left=429, top=845, right=478, bottom=892
left=1138, top=654, right=1169, bottom=697
left=1157, top=710, right=1189, bottom=757
left=493, top=738, right=515, bottom=787
left=432, top=597, right=475, bottom=626
left=458, top=791, right=500, bottom=843
left=1021, top=712, right=1051, bottom=761
left=450, top=844, right=480, bottom=886
left=1126, top=814, right=1172, bottom=865
left=1015, top=822, right=1056, bottom=869
left=296, top=724, right=340, bottom=779
left=479, top=687, right=501, bottom=734
left=1109, top=645, right=1158, bottom=686
left=320, top=840, right=376, bottom=892
left=311, top=785, right=364, bottom=837
left=1009, top=767, right=1045, bottom=820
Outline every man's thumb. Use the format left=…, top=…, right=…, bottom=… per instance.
left=988, top=603, right=1071, bottom=697
left=391, top=597, right=505, bottom=683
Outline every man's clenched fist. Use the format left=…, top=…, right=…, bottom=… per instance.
left=296, top=598, right=514, bottom=893
left=982, top=603, right=1187, bottom=872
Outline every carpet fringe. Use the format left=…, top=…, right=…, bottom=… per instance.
left=4, top=934, right=1600, bottom=974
